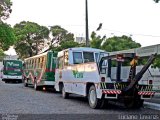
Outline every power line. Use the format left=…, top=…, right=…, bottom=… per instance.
left=100, top=28, right=160, bottom=38
left=51, top=24, right=160, bottom=38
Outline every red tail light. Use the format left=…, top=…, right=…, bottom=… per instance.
left=101, top=77, right=105, bottom=82
left=149, top=80, right=152, bottom=84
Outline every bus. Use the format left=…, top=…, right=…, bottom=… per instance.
left=2, top=59, right=23, bottom=83
left=54, top=47, right=156, bottom=109
left=23, top=51, right=57, bottom=90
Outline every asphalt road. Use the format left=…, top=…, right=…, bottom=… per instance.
left=0, top=80, right=159, bottom=120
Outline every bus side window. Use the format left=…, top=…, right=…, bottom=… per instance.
left=64, top=51, right=69, bottom=66
left=58, top=57, right=64, bottom=69
left=30, top=59, right=34, bottom=68
left=36, top=58, right=38, bottom=68
left=29, top=60, right=31, bottom=69
left=34, top=59, right=36, bottom=68
left=27, top=60, right=28, bottom=69
left=35, top=59, right=37, bottom=68
left=32, top=59, right=34, bottom=69
left=73, top=52, right=83, bottom=64
left=43, top=56, right=47, bottom=69
left=38, top=58, right=40, bottom=68
left=41, top=57, right=43, bottom=68
left=26, top=61, right=28, bottom=69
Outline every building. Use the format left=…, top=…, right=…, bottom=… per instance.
left=75, top=37, right=86, bottom=44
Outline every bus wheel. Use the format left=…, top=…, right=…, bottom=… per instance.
left=88, top=85, right=103, bottom=109
left=62, top=85, right=69, bottom=99
left=5, top=80, right=8, bottom=83
left=24, top=81, right=28, bottom=87
left=34, top=81, right=38, bottom=90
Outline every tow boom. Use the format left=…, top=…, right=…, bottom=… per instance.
left=123, top=53, right=157, bottom=92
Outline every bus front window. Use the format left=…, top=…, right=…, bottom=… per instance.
left=83, top=52, right=94, bottom=63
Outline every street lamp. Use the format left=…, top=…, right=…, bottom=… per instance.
left=85, top=0, right=89, bottom=47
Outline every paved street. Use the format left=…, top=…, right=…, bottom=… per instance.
left=0, top=80, right=160, bottom=120
left=145, top=92, right=160, bottom=104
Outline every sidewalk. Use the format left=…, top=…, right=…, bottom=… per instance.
left=144, top=92, right=160, bottom=110
left=145, top=92, right=160, bottom=104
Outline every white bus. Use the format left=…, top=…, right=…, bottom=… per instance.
left=55, top=47, right=156, bottom=109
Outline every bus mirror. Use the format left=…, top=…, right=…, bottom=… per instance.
left=23, top=63, right=26, bottom=67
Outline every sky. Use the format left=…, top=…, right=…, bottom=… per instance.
left=4, top=0, right=160, bottom=55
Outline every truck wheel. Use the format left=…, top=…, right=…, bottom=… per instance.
left=124, top=100, right=134, bottom=108
left=124, top=98, right=143, bottom=109
left=134, top=100, right=144, bottom=108
left=88, top=85, right=103, bottom=109
left=62, top=85, right=69, bottom=99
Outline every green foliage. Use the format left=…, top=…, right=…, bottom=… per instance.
left=13, top=21, right=49, bottom=58
left=0, top=49, right=5, bottom=61
left=0, top=22, right=16, bottom=50
left=0, top=0, right=12, bottom=20
left=52, top=40, right=81, bottom=52
left=51, top=25, right=67, bottom=37
left=46, top=25, right=76, bottom=52
left=0, top=49, right=4, bottom=56
left=90, top=32, right=141, bottom=52
left=50, top=25, right=74, bottom=44
left=154, top=0, right=160, bottom=3
left=101, top=35, right=141, bottom=52
left=90, top=31, right=105, bottom=49
left=152, top=55, right=160, bottom=68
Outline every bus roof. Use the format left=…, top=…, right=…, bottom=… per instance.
left=3, top=59, right=22, bottom=62
left=58, top=47, right=107, bottom=57
left=24, top=51, right=52, bottom=61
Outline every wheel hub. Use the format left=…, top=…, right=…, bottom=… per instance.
left=90, top=90, right=96, bottom=104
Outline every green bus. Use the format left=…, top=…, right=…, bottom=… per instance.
left=2, top=59, right=23, bottom=83
left=23, top=51, right=57, bottom=90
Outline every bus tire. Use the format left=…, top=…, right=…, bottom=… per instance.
left=24, top=78, right=28, bottom=87
left=34, top=81, right=38, bottom=90
left=62, top=85, right=69, bottom=99
left=24, top=82, right=28, bottom=87
left=88, top=85, right=103, bottom=109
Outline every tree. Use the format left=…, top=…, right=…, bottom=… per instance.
left=52, top=40, right=81, bottom=52
left=45, top=25, right=75, bottom=51
left=13, top=21, right=49, bottom=58
left=101, top=35, right=141, bottom=52
left=90, top=31, right=106, bottom=49
left=0, top=0, right=14, bottom=57
left=0, top=22, right=16, bottom=50
left=0, top=0, right=12, bottom=21
left=0, top=49, right=5, bottom=61
left=90, top=33, right=140, bottom=52
left=154, top=0, right=160, bottom=3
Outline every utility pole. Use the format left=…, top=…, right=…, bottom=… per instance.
left=85, top=0, right=89, bottom=47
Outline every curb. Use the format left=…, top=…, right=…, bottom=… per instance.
left=144, top=102, right=160, bottom=111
